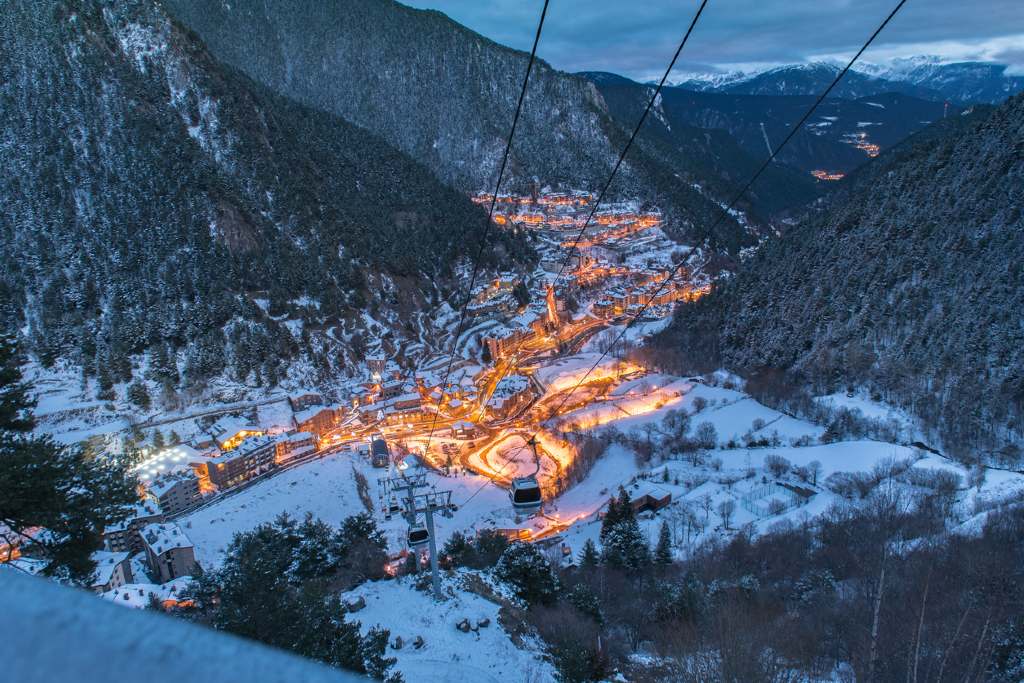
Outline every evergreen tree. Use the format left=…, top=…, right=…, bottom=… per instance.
left=184, top=514, right=398, bottom=679
left=578, top=538, right=600, bottom=569
left=360, top=626, right=397, bottom=680
left=440, top=531, right=475, bottom=568
left=126, top=381, right=151, bottom=411
left=566, top=582, right=603, bottom=625
left=0, top=335, right=35, bottom=432
left=600, top=494, right=622, bottom=541
left=0, top=334, right=136, bottom=583
left=494, top=542, right=558, bottom=606
left=654, top=520, right=673, bottom=567
left=152, top=429, right=165, bottom=451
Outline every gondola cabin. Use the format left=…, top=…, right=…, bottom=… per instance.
left=407, top=524, right=429, bottom=548
left=370, top=438, right=390, bottom=468
left=509, top=476, right=542, bottom=511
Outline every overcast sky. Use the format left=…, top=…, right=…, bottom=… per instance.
left=403, top=0, right=1024, bottom=81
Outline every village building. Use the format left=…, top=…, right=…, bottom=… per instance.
left=140, top=523, right=199, bottom=583
left=486, top=374, right=532, bottom=419
left=104, top=501, right=165, bottom=555
left=451, top=420, right=479, bottom=439
left=148, top=473, right=202, bottom=516
left=622, top=483, right=673, bottom=514
left=199, top=435, right=276, bottom=490
left=90, top=551, right=133, bottom=593
left=293, top=404, right=341, bottom=440
left=275, top=431, right=317, bottom=465
left=209, top=415, right=264, bottom=451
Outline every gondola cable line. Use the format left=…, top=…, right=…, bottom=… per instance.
left=458, top=0, right=712, bottom=508
left=419, top=0, right=551, bottom=464
left=459, top=0, right=910, bottom=510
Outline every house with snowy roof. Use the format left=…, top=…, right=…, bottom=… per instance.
left=140, top=523, right=198, bottom=583
left=90, top=551, right=133, bottom=593
left=209, top=415, right=264, bottom=450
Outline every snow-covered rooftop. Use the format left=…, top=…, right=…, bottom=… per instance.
left=141, top=523, right=193, bottom=556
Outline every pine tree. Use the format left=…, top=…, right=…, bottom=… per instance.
left=0, top=334, right=136, bottom=583
left=494, top=542, right=558, bottom=606
left=600, top=494, right=622, bottom=541
left=578, top=538, right=600, bottom=569
left=566, top=583, right=603, bottom=624
left=0, top=334, right=35, bottom=432
left=655, top=520, right=673, bottom=566
left=360, top=626, right=397, bottom=680
left=126, top=381, right=151, bottom=410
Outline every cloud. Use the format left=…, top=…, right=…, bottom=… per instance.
left=402, top=0, right=1024, bottom=79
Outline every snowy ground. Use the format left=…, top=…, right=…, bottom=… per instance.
left=344, top=574, right=555, bottom=683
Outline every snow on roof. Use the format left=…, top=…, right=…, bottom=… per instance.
left=287, top=431, right=315, bottom=442
left=102, top=576, right=195, bottom=609
left=293, top=404, right=339, bottom=424
left=133, top=445, right=205, bottom=483
left=205, top=434, right=274, bottom=463
left=141, top=523, right=192, bottom=556
left=629, top=482, right=672, bottom=502
left=104, top=501, right=163, bottom=533
left=0, top=557, right=48, bottom=576
left=147, top=473, right=196, bottom=498
left=90, top=551, right=129, bottom=587
left=492, top=374, right=530, bottom=397
left=210, top=415, right=259, bottom=438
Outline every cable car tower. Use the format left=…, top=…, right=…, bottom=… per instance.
left=380, top=470, right=454, bottom=598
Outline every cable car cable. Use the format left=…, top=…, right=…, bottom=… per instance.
left=420, top=0, right=551, bottom=463
left=458, top=0, right=909, bottom=509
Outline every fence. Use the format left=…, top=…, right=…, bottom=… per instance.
left=740, top=482, right=803, bottom=518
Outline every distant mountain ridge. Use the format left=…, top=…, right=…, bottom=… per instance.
left=675, top=59, right=1024, bottom=104
left=583, top=71, right=955, bottom=177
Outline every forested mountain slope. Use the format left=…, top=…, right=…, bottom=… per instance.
left=0, top=0, right=524, bottom=388
left=653, top=94, right=1024, bottom=458
left=582, top=72, right=819, bottom=217
left=162, top=0, right=760, bottom=252
left=586, top=71, right=955, bottom=178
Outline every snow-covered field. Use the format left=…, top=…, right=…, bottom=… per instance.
left=344, top=574, right=555, bottom=683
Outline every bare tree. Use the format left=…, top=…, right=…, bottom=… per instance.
left=718, top=499, right=736, bottom=529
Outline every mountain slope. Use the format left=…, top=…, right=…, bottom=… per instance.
left=583, top=72, right=820, bottom=216
left=0, top=0, right=524, bottom=386
left=161, top=0, right=759, bottom=252
left=586, top=70, right=953, bottom=182
left=653, top=94, right=1024, bottom=458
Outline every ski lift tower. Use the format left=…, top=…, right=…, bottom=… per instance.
left=407, top=488, right=454, bottom=599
